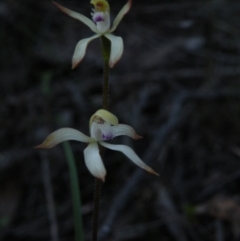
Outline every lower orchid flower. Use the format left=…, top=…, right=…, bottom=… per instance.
left=36, top=109, right=159, bottom=182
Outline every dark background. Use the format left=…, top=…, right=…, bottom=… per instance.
left=1, top=0, right=240, bottom=240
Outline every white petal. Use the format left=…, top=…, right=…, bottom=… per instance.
left=53, top=2, right=99, bottom=33
left=84, top=143, right=106, bottom=182
left=72, top=34, right=100, bottom=69
left=104, top=33, right=123, bottom=68
left=36, top=128, right=93, bottom=149
left=112, top=124, right=142, bottom=140
left=100, top=142, right=159, bottom=176
left=110, top=0, right=132, bottom=33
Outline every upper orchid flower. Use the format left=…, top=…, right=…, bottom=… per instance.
left=53, top=0, right=132, bottom=68
left=36, top=109, right=159, bottom=182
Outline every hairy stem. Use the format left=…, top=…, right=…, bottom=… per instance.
left=92, top=178, right=102, bottom=241
left=101, top=35, right=111, bottom=110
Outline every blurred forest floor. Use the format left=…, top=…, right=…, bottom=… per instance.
left=1, top=0, right=240, bottom=240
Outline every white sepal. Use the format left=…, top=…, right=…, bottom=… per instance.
left=84, top=143, right=106, bottom=182
left=104, top=33, right=123, bottom=68
left=72, top=34, right=100, bottom=69
left=99, top=142, right=159, bottom=176
left=53, top=2, right=99, bottom=33
left=110, top=0, right=132, bottom=33
left=36, top=128, right=93, bottom=149
left=112, top=124, right=142, bottom=140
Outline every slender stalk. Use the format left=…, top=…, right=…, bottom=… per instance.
left=101, top=35, right=111, bottom=110
left=63, top=141, right=84, bottom=241
left=91, top=36, right=111, bottom=241
left=92, top=178, right=102, bottom=241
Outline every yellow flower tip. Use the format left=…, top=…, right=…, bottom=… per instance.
left=72, top=61, right=79, bottom=69
left=148, top=168, right=160, bottom=177
left=99, top=176, right=105, bottom=182
left=109, top=54, right=122, bottom=68
left=52, top=1, right=65, bottom=13
left=90, top=0, right=110, bottom=12
left=134, top=134, right=143, bottom=140
left=109, top=60, right=115, bottom=68
left=34, top=144, right=42, bottom=149
left=35, top=135, right=57, bottom=149
left=128, top=0, right=133, bottom=10
left=34, top=142, right=51, bottom=149
left=90, top=109, right=118, bottom=127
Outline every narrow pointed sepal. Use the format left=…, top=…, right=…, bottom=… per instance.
left=99, top=142, right=159, bottom=176
left=104, top=34, right=123, bottom=68
left=113, top=124, right=142, bottom=140
left=36, top=128, right=93, bottom=149
left=72, top=34, right=100, bottom=69
left=84, top=143, right=106, bottom=182
left=110, top=0, right=132, bottom=33
left=53, top=1, right=99, bottom=33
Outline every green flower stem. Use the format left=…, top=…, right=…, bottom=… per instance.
left=63, top=141, right=84, bottom=241
left=91, top=36, right=111, bottom=241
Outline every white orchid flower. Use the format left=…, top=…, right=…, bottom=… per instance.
left=53, top=0, right=132, bottom=68
left=36, top=109, right=159, bottom=182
